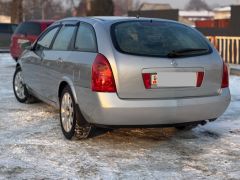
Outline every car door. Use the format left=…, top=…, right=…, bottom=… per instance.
left=21, top=26, right=59, bottom=96
left=41, top=21, right=98, bottom=105
left=41, top=24, right=77, bottom=103
left=69, top=22, right=99, bottom=90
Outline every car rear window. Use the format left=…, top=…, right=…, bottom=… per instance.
left=111, top=21, right=211, bottom=57
left=15, top=22, right=41, bottom=35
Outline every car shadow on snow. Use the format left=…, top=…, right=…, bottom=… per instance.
left=88, top=125, right=221, bottom=143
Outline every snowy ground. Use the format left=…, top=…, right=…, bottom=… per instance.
left=0, top=53, right=240, bottom=179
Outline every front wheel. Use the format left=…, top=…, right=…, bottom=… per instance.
left=13, top=67, right=32, bottom=103
left=60, top=86, right=94, bottom=140
left=175, top=124, right=198, bottom=130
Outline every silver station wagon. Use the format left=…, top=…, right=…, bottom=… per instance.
left=13, top=17, right=231, bottom=140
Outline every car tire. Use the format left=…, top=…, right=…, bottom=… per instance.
left=60, top=86, right=94, bottom=140
left=175, top=124, right=198, bottom=130
left=175, top=121, right=207, bottom=130
left=13, top=67, right=34, bottom=103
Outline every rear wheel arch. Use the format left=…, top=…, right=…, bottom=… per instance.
left=58, top=81, right=68, bottom=99
left=58, top=80, right=78, bottom=104
left=59, top=85, right=94, bottom=140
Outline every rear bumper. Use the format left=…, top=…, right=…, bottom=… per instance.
left=77, top=88, right=231, bottom=126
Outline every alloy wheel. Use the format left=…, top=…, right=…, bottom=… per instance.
left=61, top=92, right=74, bottom=133
left=14, top=71, right=26, bottom=100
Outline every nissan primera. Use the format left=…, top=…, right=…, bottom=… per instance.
left=13, top=17, right=231, bottom=140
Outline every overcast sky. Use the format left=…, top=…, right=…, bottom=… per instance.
left=139, top=0, right=240, bottom=9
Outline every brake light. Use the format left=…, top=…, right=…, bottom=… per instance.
left=221, top=62, right=229, bottom=88
left=142, top=73, right=151, bottom=89
left=196, top=72, right=204, bottom=87
left=92, top=54, right=116, bottom=92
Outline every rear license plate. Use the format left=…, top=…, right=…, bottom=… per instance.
left=154, top=72, right=197, bottom=87
left=17, top=39, right=29, bottom=44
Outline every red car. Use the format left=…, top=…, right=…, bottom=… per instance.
left=10, top=20, right=54, bottom=61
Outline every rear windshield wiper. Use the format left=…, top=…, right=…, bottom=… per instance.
left=167, top=48, right=209, bottom=58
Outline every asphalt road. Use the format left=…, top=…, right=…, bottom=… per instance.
left=0, top=53, right=240, bottom=179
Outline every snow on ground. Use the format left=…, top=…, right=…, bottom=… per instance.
left=0, top=53, right=240, bottom=179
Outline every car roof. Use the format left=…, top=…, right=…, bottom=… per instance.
left=90, top=16, right=138, bottom=21
left=55, top=16, right=177, bottom=26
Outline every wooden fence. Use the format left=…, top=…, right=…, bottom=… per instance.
left=208, top=36, right=240, bottom=64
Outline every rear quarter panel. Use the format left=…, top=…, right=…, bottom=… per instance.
left=57, top=51, right=98, bottom=106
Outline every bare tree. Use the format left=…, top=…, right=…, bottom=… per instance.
left=114, top=0, right=133, bottom=15
left=0, top=0, right=11, bottom=16
left=22, top=0, right=65, bottom=20
left=11, top=0, right=23, bottom=23
left=132, top=0, right=141, bottom=11
left=44, top=0, right=64, bottom=19
left=73, top=0, right=86, bottom=16
left=88, top=0, right=114, bottom=16
left=69, top=0, right=76, bottom=8
left=185, top=0, right=210, bottom=11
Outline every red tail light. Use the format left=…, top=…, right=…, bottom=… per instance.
left=92, top=54, right=116, bottom=92
left=221, top=62, right=229, bottom=88
left=196, top=72, right=204, bottom=87
left=142, top=73, right=151, bottom=89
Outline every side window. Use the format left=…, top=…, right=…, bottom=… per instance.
left=36, top=27, right=59, bottom=50
left=52, top=26, right=76, bottom=51
left=75, top=23, right=97, bottom=52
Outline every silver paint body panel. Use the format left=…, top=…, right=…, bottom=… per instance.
left=19, top=17, right=231, bottom=126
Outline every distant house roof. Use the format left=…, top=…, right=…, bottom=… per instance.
left=213, top=6, right=231, bottom=12
left=179, top=10, right=214, bottom=18
left=139, top=3, right=172, bottom=11
left=0, top=15, right=10, bottom=23
left=213, top=6, right=231, bottom=20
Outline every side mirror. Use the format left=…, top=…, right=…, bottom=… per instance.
left=20, top=41, right=32, bottom=51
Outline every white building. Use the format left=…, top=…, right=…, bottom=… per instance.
left=213, top=6, right=231, bottom=20
left=0, top=15, right=11, bottom=23
left=179, top=10, right=214, bottom=21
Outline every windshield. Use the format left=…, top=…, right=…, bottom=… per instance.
left=111, top=21, right=211, bottom=57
